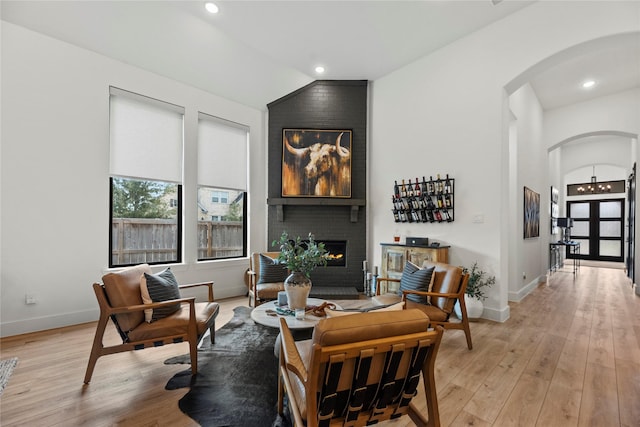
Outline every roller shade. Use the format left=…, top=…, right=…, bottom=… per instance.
left=198, top=112, right=248, bottom=190
left=109, top=87, right=184, bottom=183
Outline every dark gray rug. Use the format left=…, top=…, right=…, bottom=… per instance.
left=165, top=306, right=292, bottom=427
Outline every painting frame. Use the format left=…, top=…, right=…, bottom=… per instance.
left=524, top=186, right=540, bottom=239
left=281, top=129, right=352, bottom=198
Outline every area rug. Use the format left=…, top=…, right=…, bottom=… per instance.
left=165, top=306, right=292, bottom=427
left=0, top=357, right=18, bottom=396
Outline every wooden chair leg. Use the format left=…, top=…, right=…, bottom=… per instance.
left=457, top=297, right=473, bottom=350
left=84, top=315, right=109, bottom=384
left=189, top=338, right=198, bottom=375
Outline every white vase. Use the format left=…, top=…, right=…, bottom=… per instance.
left=454, top=294, right=484, bottom=320
left=284, top=271, right=312, bottom=310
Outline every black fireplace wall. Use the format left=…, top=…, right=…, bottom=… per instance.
left=267, top=80, right=368, bottom=289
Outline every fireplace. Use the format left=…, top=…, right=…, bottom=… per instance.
left=267, top=81, right=367, bottom=295
left=322, top=240, right=347, bottom=267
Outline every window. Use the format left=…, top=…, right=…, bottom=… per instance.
left=197, top=113, right=248, bottom=261
left=211, top=191, right=229, bottom=204
left=109, top=87, right=184, bottom=267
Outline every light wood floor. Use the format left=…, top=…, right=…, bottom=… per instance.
left=1, top=265, right=639, bottom=426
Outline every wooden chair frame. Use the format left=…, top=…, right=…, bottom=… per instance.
left=246, top=251, right=285, bottom=307
left=376, top=272, right=473, bottom=350
left=278, top=313, right=444, bottom=427
left=84, top=281, right=217, bottom=384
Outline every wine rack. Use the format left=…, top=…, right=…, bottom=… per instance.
left=391, top=175, right=454, bottom=223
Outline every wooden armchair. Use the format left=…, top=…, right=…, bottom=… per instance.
left=246, top=251, right=287, bottom=307
left=278, top=309, right=443, bottom=427
left=84, top=264, right=220, bottom=384
left=374, top=261, right=473, bottom=350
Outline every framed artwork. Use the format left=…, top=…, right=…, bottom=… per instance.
left=550, top=186, right=559, bottom=235
left=281, top=129, right=352, bottom=198
left=524, top=186, right=540, bottom=239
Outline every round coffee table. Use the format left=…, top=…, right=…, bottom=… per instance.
left=252, top=298, right=343, bottom=357
left=251, top=297, right=342, bottom=330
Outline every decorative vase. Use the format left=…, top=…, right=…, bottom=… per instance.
left=454, top=294, right=484, bottom=320
left=284, top=271, right=312, bottom=310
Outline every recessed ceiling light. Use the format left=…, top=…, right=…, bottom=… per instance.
left=582, top=79, right=596, bottom=89
left=205, top=2, right=219, bottom=14
left=315, top=66, right=325, bottom=74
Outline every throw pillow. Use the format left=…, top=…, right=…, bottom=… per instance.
left=257, top=253, right=288, bottom=284
left=140, top=268, right=181, bottom=322
left=325, top=302, right=405, bottom=318
left=399, top=262, right=435, bottom=304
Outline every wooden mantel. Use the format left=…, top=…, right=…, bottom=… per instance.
left=267, top=198, right=366, bottom=222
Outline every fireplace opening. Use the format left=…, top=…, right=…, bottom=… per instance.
left=321, top=240, right=347, bottom=267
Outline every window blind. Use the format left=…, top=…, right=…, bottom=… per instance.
left=109, top=87, right=184, bottom=183
left=198, top=112, right=248, bottom=191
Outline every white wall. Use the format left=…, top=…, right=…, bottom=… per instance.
left=369, top=1, right=640, bottom=322
left=545, top=89, right=640, bottom=149
left=509, top=83, right=545, bottom=302
left=0, top=22, right=268, bottom=337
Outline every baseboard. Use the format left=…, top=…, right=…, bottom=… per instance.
left=1, top=286, right=248, bottom=338
left=481, top=304, right=510, bottom=322
left=0, top=308, right=100, bottom=338
left=508, top=275, right=542, bottom=303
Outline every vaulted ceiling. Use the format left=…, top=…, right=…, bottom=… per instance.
left=2, top=1, right=638, bottom=110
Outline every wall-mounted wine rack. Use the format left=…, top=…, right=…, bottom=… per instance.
left=391, top=175, right=454, bottom=223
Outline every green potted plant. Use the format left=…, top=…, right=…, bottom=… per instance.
left=454, top=261, right=496, bottom=320
left=272, top=231, right=330, bottom=310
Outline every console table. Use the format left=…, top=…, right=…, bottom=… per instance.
left=549, top=241, right=580, bottom=276
left=380, top=243, right=450, bottom=293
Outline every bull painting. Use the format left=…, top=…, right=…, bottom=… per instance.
left=282, top=129, right=352, bottom=197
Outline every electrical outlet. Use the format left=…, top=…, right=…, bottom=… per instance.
left=25, top=293, right=37, bottom=304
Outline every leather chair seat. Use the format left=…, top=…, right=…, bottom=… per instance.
left=128, top=302, right=220, bottom=342
left=255, top=282, right=284, bottom=300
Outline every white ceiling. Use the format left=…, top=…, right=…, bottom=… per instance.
left=1, top=0, right=638, bottom=110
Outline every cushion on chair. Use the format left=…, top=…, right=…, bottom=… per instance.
left=141, top=267, right=181, bottom=322
left=398, top=262, right=435, bottom=304
left=102, top=264, right=151, bottom=332
left=312, top=309, right=429, bottom=347
left=256, top=282, right=285, bottom=300
left=404, top=299, right=449, bottom=322
left=257, top=253, right=288, bottom=284
left=128, top=301, right=220, bottom=342
left=425, top=261, right=463, bottom=313
left=324, top=301, right=405, bottom=317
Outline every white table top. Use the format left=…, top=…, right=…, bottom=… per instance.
left=251, top=298, right=342, bottom=329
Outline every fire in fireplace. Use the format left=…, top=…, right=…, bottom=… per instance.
left=321, top=240, right=347, bottom=267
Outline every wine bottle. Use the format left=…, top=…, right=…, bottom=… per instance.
left=421, top=176, right=428, bottom=195
left=414, top=177, right=421, bottom=197
left=444, top=174, right=452, bottom=194
left=434, top=210, right=443, bottom=222
left=427, top=176, right=434, bottom=195
left=436, top=174, right=442, bottom=194
left=445, top=193, right=452, bottom=208
left=394, top=180, right=400, bottom=198
left=400, top=179, right=407, bottom=197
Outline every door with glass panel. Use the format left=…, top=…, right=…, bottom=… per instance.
left=567, top=199, right=625, bottom=262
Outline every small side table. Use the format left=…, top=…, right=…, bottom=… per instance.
left=549, top=241, right=580, bottom=276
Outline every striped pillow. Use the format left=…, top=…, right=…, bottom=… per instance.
left=140, top=268, right=181, bottom=322
left=399, top=262, right=435, bottom=304
left=258, top=253, right=288, bottom=284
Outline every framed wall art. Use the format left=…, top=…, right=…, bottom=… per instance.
left=281, top=129, right=352, bottom=198
left=550, top=186, right=559, bottom=235
left=524, top=186, right=540, bottom=239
